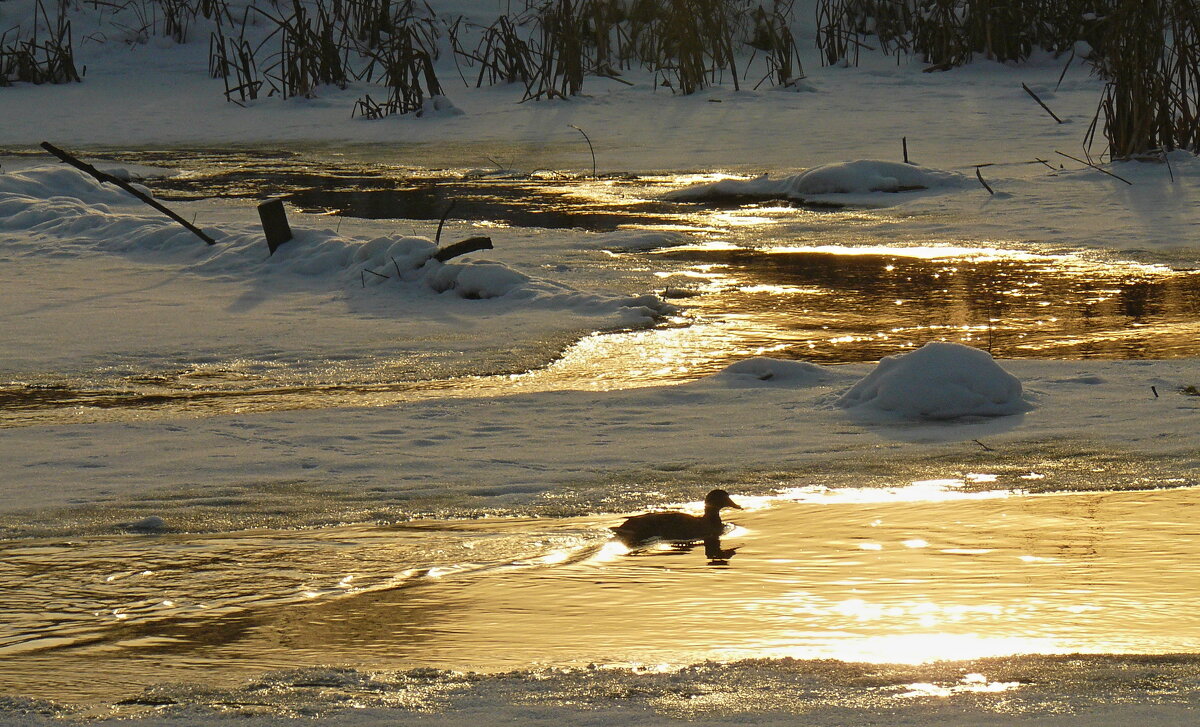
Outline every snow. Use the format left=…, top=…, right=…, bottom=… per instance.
left=663, top=160, right=969, bottom=203
left=704, top=356, right=836, bottom=387
left=0, top=165, right=675, bottom=378
left=4, top=0, right=1200, bottom=723
left=2, top=355, right=1197, bottom=531
left=835, top=342, right=1031, bottom=420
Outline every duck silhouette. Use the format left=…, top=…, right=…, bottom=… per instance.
left=612, top=489, right=742, bottom=561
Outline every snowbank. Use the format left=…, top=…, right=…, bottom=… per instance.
left=0, top=165, right=676, bottom=316
left=663, top=160, right=968, bottom=203
left=835, top=342, right=1031, bottom=420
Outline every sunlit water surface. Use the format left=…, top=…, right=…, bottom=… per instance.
left=4, top=483, right=1199, bottom=709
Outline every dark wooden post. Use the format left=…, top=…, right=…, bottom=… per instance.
left=258, top=198, right=294, bottom=255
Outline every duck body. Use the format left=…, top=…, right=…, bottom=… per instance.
left=611, top=489, right=742, bottom=549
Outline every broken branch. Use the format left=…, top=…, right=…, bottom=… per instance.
left=433, top=235, right=493, bottom=263
left=40, top=141, right=217, bottom=245
left=975, top=167, right=995, bottom=195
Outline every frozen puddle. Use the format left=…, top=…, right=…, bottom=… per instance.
left=3, top=484, right=1200, bottom=709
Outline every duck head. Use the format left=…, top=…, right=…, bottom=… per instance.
left=704, top=489, right=742, bottom=512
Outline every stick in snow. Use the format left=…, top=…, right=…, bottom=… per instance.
left=1021, top=83, right=1065, bottom=124
left=1054, top=150, right=1133, bottom=185
left=975, top=167, right=995, bottom=195
left=40, top=141, right=217, bottom=245
left=435, top=200, right=457, bottom=246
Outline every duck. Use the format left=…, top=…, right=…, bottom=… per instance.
left=611, top=489, right=742, bottom=552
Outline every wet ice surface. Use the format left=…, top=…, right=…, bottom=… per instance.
left=5, top=483, right=1200, bottom=719
left=10, top=655, right=1200, bottom=725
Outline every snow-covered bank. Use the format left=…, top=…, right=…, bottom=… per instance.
left=1, top=353, right=1196, bottom=536
left=0, top=2, right=1107, bottom=177
left=0, top=165, right=673, bottom=380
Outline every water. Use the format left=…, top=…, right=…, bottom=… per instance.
left=4, top=482, right=1200, bottom=715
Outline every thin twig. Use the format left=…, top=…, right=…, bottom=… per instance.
left=569, top=124, right=597, bottom=179
left=975, top=167, right=995, bottom=195
left=362, top=268, right=389, bottom=285
left=1022, top=83, right=1065, bottom=123
left=973, top=439, right=995, bottom=452
left=1054, top=47, right=1075, bottom=91
left=435, top=200, right=456, bottom=246
left=597, top=72, right=634, bottom=86
left=1054, top=150, right=1133, bottom=185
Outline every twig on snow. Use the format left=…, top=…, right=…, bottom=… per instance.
left=1054, top=150, right=1133, bottom=185
left=1022, top=83, right=1065, bottom=123
left=975, top=167, right=995, bottom=195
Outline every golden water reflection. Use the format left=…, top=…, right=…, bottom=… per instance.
left=5, top=485, right=1200, bottom=702
left=651, top=243, right=1200, bottom=365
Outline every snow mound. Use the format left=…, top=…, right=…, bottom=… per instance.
left=126, top=515, right=167, bottom=531
left=836, top=342, right=1030, bottom=420
left=416, top=95, right=464, bottom=118
left=786, top=159, right=965, bottom=195
left=664, top=160, right=966, bottom=202
left=707, top=357, right=838, bottom=387
left=0, top=164, right=147, bottom=206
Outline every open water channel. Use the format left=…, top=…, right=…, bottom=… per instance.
left=2, top=147, right=1200, bottom=426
